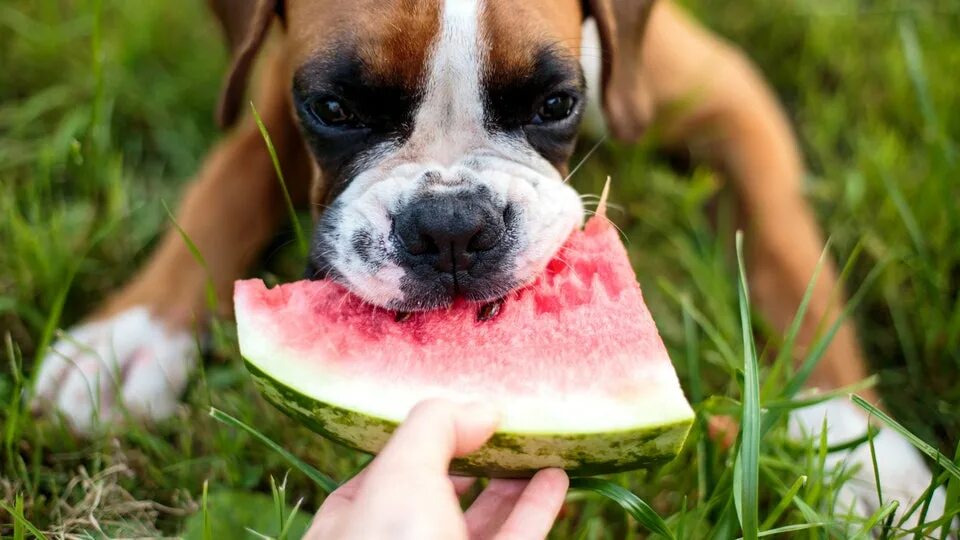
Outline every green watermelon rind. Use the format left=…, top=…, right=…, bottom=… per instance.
left=245, top=359, right=693, bottom=478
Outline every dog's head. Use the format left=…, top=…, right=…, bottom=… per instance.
left=214, top=0, right=656, bottom=310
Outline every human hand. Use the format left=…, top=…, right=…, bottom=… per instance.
left=305, top=399, right=570, bottom=540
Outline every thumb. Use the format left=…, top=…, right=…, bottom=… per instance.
left=369, top=399, right=500, bottom=478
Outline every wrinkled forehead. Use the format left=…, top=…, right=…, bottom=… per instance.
left=285, top=0, right=584, bottom=89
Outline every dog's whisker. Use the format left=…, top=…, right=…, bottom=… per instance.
left=564, top=135, right=608, bottom=184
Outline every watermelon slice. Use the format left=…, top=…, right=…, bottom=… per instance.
left=235, top=213, right=694, bottom=477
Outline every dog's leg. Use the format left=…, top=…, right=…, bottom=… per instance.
left=632, top=2, right=948, bottom=527
left=33, top=48, right=311, bottom=433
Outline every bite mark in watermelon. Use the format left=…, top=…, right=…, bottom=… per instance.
left=235, top=215, right=694, bottom=477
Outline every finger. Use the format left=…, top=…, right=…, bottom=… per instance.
left=333, top=401, right=499, bottom=539
left=494, top=469, right=569, bottom=540
left=308, top=469, right=370, bottom=539
left=367, top=399, right=499, bottom=480
left=465, top=479, right=529, bottom=540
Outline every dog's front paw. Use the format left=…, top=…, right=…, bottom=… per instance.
left=31, top=307, right=197, bottom=434
left=789, top=396, right=953, bottom=535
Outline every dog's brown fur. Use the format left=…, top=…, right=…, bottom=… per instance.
left=102, top=0, right=874, bottom=402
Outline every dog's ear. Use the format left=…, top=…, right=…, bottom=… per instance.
left=208, top=0, right=283, bottom=129
left=584, top=0, right=657, bottom=141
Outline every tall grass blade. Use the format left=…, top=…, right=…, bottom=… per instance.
left=896, top=470, right=950, bottom=530
left=898, top=17, right=954, bottom=165
left=941, top=444, right=960, bottom=540
left=851, top=501, right=899, bottom=540
left=660, top=280, right=738, bottom=367
left=29, top=211, right=121, bottom=387
left=13, top=492, right=24, bottom=540
left=569, top=478, right=674, bottom=540
left=278, top=497, right=305, bottom=540
left=201, top=480, right=213, bottom=540
left=738, top=522, right=824, bottom=539
left=734, top=231, right=760, bottom=540
left=162, top=200, right=218, bottom=312
left=250, top=102, right=308, bottom=258
left=683, top=298, right=714, bottom=499
left=763, top=375, right=878, bottom=412
left=851, top=395, right=960, bottom=480
left=761, top=254, right=887, bottom=436
left=30, top=265, right=77, bottom=373
left=767, top=239, right=831, bottom=389
left=760, top=475, right=806, bottom=530
left=0, top=497, right=46, bottom=539
left=4, top=335, right=23, bottom=471
left=867, top=421, right=884, bottom=509
left=209, top=407, right=339, bottom=493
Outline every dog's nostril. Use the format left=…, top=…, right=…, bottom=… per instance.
left=466, top=225, right=498, bottom=253
left=395, top=193, right=507, bottom=273
left=502, top=203, right=515, bottom=223
left=416, top=233, right=440, bottom=255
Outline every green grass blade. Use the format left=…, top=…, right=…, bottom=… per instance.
left=250, top=102, right=308, bottom=259
left=683, top=298, right=715, bottom=500
left=763, top=375, right=878, bottom=412
left=760, top=475, right=806, bottom=530
left=851, top=501, right=899, bottom=540
left=29, top=268, right=75, bottom=371
left=738, top=522, right=824, bottom=539
left=867, top=420, right=884, bottom=509
left=941, top=444, right=960, bottom=540
left=898, top=17, right=955, bottom=165
left=660, top=280, right=738, bottom=368
left=761, top=255, right=887, bottom=436
left=910, top=464, right=939, bottom=539
left=201, top=480, right=213, bottom=540
left=735, top=232, right=760, bottom=540
left=270, top=475, right=284, bottom=539
left=28, top=210, right=122, bottom=388
left=569, top=478, right=674, bottom=540
left=14, top=492, right=24, bottom=540
left=896, top=469, right=950, bottom=531
left=243, top=527, right=272, bottom=540
left=162, top=200, right=218, bottom=312
left=766, top=239, right=831, bottom=390
left=0, top=497, right=46, bottom=539
left=824, top=425, right=881, bottom=454
left=851, top=395, right=960, bottom=481
left=5, top=335, right=24, bottom=471
left=278, top=497, right=305, bottom=540
left=209, top=407, right=339, bottom=494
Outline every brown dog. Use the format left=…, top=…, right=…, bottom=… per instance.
left=33, top=0, right=946, bottom=525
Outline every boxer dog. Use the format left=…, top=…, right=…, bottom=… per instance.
left=33, top=0, right=949, bottom=528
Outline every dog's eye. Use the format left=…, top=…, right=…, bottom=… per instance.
left=309, top=97, right=360, bottom=128
left=536, top=92, right=576, bottom=123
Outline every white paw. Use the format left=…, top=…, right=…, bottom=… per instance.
left=32, top=307, right=198, bottom=434
left=789, top=396, right=954, bottom=535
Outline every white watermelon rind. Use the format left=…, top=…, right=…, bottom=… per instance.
left=244, top=359, right=693, bottom=478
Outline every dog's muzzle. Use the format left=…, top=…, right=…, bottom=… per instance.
left=392, top=188, right=518, bottom=302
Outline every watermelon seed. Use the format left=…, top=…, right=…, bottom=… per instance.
left=477, top=299, right=503, bottom=321
left=394, top=311, right=412, bottom=323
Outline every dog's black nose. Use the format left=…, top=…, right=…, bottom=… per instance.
left=394, top=192, right=505, bottom=273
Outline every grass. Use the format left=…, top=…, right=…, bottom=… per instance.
left=1, top=0, right=959, bottom=537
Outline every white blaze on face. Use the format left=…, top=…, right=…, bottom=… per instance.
left=316, top=0, right=584, bottom=308
left=404, top=0, right=486, bottom=164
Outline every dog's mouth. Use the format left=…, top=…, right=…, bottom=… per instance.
left=304, top=234, right=548, bottom=314
left=393, top=296, right=506, bottom=323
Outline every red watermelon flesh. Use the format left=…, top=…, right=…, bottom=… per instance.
left=235, top=215, right=694, bottom=477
